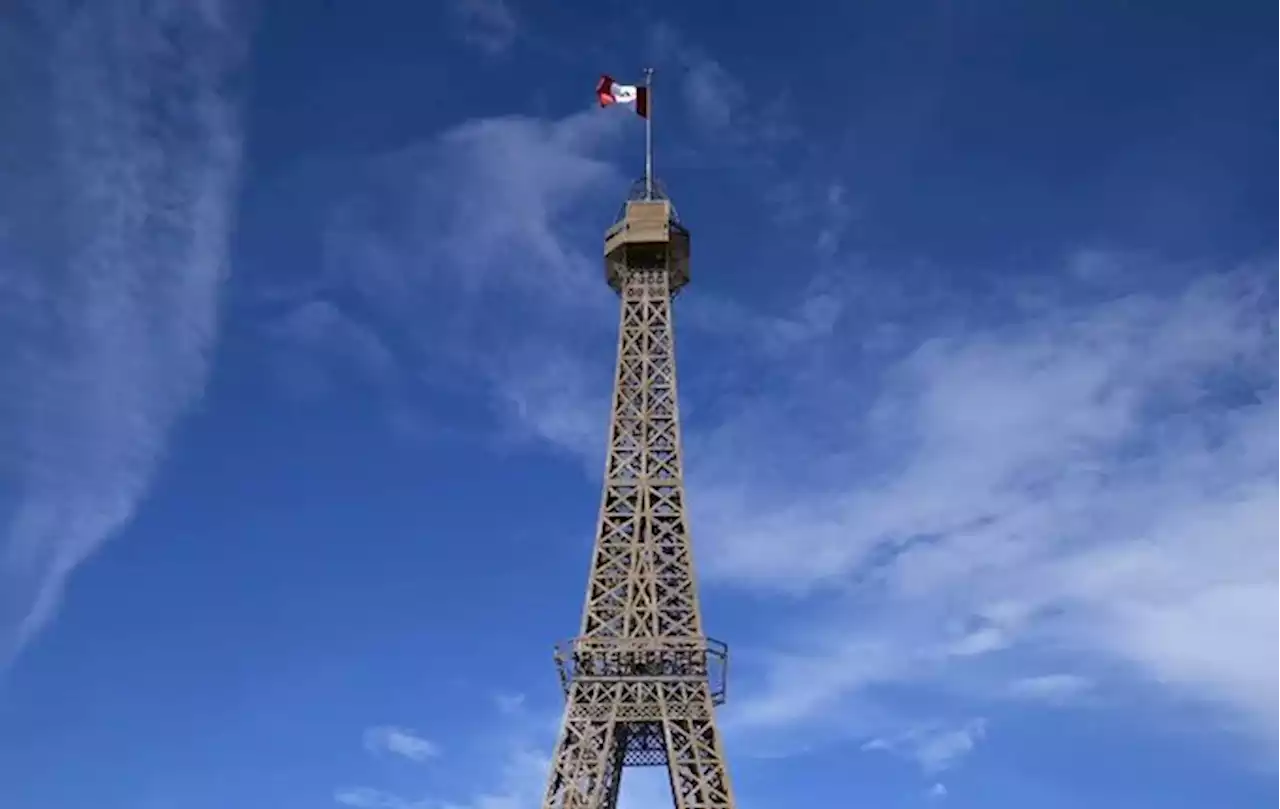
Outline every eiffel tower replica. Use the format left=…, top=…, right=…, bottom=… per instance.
left=539, top=78, right=737, bottom=809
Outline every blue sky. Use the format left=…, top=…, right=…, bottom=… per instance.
left=0, top=1, right=1275, bottom=807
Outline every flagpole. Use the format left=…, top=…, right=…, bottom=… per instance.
left=643, top=67, right=654, bottom=200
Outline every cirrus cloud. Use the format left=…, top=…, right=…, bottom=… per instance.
left=0, top=0, right=246, bottom=662
left=362, top=725, right=440, bottom=763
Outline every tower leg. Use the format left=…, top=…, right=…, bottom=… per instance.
left=543, top=682, right=625, bottom=809
left=658, top=682, right=735, bottom=809
left=541, top=680, right=736, bottom=809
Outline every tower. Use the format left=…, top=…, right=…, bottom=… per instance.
left=538, top=176, right=737, bottom=809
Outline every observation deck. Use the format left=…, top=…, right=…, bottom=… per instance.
left=603, top=179, right=691, bottom=295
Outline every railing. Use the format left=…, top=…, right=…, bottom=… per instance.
left=554, top=635, right=729, bottom=705
left=613, top=177, right=681, bottom=224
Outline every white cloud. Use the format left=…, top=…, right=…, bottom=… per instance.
left=264, top=299, right=397, bottom=400
left=335, top=787, right=429, bottom=809
left=339, top=743, right=549, bottom=809
left=0, top=2, right=244, bottom=661
left=272, top=300, right=395, bottom=378
left=452, top=0, right=519, bottom=55
left=288, top=107, right=626, bottom=360
left=487, top=339, right=610, bottom=465
left=648, top=24, right=856, bottom=254
left=256, top=104, right=635, bottom=442
left=815, top=182, right=854, bottom=257
left=337, top=702, right=550, bottom=809
left=862, top=719, right=988, bottom=775
left=649, top=25, right=795, bottom=152
left=430, top=735, right=678, bottom=809
left=339, top=705, right=683, bottom=809
left=927, top=782, right=948, bottom=799
left=493, top=691, right=527, bottom=715
left=680, top=56, right=744, bottom=134
left=363, top=726, right=440, bottom=763
left=439, top=744, right=549, bottom=809
left=1007, top=673, right=1093, bottom=703
left=726, top=635, right=908, bottom=733
left=689, top=267, right=1277, bottom=748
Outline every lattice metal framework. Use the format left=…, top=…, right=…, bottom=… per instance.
left=540, top=194, right=737, bottom=808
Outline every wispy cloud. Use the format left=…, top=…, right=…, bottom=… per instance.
left=486, top=337, right=612, bottom=467
left=272, top=300, right=395, bottom=380
left=0, top=1, right=245, bottom=661
left=452, top=0, right=519, bottom=56
left=648, top=24, right=797, bottom=154
left=647, top=24, right=851, bottom=252
left=493, top=691, right=527, bottom=715
left=334, top=787, right=429, bottom=809
left=862, top=719, right=988, bottom=775
left=304, top=107, right=626, bottom=322
left=441, top=744, right=551, bottom=809
left=337, top=709, right=680, bottom=809
left=337, top=708, right=553, bottom=809
left=258, top=106, right=630, bottom=434
left=691, top=262, right=1277, bottom=765
left=362, top=726, right=440, bottom=763
left=679, top=55, right=745, bottom=135
left=1007, top=673, right=1093, bottom=704
left=263, top=299, right=396, bottom=400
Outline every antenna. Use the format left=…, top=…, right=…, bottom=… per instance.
left=644, top=67, right=654, bottom=200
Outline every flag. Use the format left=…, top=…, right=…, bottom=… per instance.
left=596, top=74, right=649, bottom=119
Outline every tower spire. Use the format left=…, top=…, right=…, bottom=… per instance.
left=539, top=150, right=734, bottom=807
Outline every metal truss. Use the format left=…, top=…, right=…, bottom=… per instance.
left=540, top=227, right=737, bottom=809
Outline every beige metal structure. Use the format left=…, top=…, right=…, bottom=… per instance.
left=540, top=189, right=737, bottom=809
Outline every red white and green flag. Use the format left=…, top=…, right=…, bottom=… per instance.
left=596, top=74, right=649, bottom=119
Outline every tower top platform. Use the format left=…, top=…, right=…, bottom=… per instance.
left=603, top=178, right=691, bottom=295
